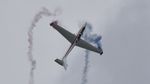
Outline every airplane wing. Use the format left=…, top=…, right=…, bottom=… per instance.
left=50, top=21, right=103, bottom=55
left=50, top=21, right=75, bottom=43
left=76, top=39, right=103, bottom=54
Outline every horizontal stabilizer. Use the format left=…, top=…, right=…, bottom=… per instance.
left=55, top=58, right=67, bottom=70
left=55, top=59, right=64, bottom=66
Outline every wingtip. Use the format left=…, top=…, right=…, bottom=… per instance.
left=100, top=51, right=103, bottom=55
left=50, top=21, right=58, bottom=26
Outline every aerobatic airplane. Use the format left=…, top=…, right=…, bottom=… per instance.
left=50, top=21, right=103, bottom=70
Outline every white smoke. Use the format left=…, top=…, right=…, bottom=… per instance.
left=27, top=7, right=61, bottom=84
left=81, top=23, right=102, bottom=84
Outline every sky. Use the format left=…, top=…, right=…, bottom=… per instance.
left=0, top=0, right=150, bottom=84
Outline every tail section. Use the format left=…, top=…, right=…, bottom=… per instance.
left=55, top=58, right=68, bottom=70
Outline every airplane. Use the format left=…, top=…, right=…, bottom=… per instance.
left=50, top=21, right=103, bottom=70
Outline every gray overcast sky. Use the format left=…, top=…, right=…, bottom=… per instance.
left=0, top=0, right=150, bottom=84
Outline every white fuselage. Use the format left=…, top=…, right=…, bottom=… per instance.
left=62, top=25, right=86, bottom=59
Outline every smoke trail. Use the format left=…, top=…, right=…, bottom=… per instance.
left=81, top=50, right=89, bottom=84
left=81, top=23, right=102, bottom=84
left=27, top=7, right=60, bottom=84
